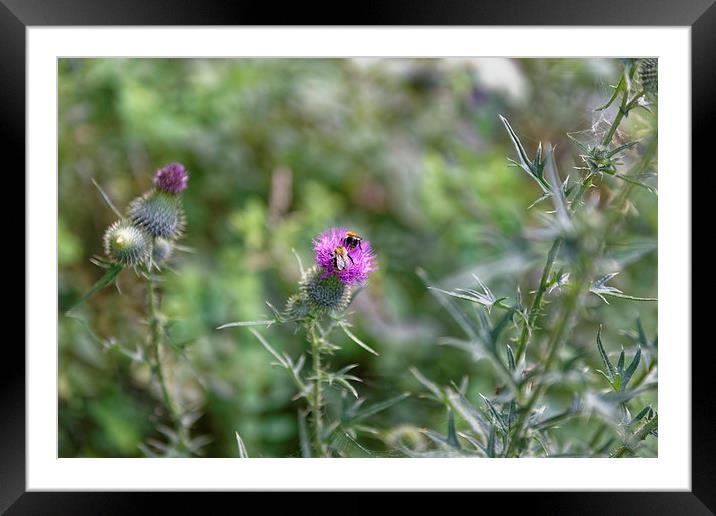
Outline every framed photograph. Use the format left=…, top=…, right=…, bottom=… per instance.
left=5, top=0, right=706, bottom=511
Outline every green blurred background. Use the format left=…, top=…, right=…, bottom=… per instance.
left=58, top=58, right=657, bottom=457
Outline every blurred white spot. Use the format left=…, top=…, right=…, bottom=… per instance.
left=469, top=58, right=530, bottom=105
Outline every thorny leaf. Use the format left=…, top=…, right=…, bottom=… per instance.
left=544, top=144, right=572, bottom=231
left=428, top=273, right=505, bottom=312
left=446, top=410, right=461, bottom=450
left=217, top=319, right=276, bottom=330
left=338, top=321, right=379, bottom=356
left=66, top=263, right=124, bottom=313
left=499, top=114, right=551, bottom=193
left=590, top=272, right=657, bottom=303
left=547, top=270, right=570, bottom=295
left=596, top=326, right=617, bottom=381
left=410, top=367, right=445, bottom=401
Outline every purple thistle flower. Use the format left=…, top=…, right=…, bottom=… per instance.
left=313, top=227, right=377, bottom=286
left=154, top=162, right=189, bottom=194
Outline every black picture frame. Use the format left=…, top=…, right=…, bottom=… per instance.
left=4, top=0, right=706, bottom=512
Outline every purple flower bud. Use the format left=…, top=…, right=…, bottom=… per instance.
left=154, top=162, right=189, bottom=194
left=313, top=227, right=377, bottom=286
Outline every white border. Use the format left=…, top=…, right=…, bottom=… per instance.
left=28, top=27, right=690, bottom=490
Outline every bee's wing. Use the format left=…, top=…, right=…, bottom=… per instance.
left=335, top=254, right=347, bottom=271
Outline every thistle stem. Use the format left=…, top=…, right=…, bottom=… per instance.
left=570, top=174, right=594, bottom=211
left=307, top=321, right=326, bottom=457
left=507, top=277, right=587, bottom=456
left=515, top=238, right=562, bottom=363
left=147, top=276, right=188, bottom=452
left=600, top=78, right=646, bottom=150
left=600, top=105, right=626, bottom=149
left=600, top=73, right=632, bottom=148
left=610, top=414, right=658, bottom=458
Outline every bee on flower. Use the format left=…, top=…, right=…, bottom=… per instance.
left=312, top=227, right=377, bottom=286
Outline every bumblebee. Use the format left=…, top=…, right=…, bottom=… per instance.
left=332, top=245, right=354, bottom=271
left=343, top=230, right=363, bottom=250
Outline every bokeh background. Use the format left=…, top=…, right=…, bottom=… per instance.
left=58, top=58, right=657, bottom=457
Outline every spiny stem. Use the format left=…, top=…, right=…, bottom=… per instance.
left=600, top=77, right=645, bottom=149
left=600, top=93, right=627, bottom=148
left=611, top=414, right=658, bottom=458
left=572, top=80, right=633, bottom=210
left=600, top=70, right=634, bottom=148
left=515, top=238, right=562, bottom=363
left=307, top=321, right=326, bottom=457
left=147, top=276, right=188, bottom=451
left=507, top=277, right=587, bottom=456
left=570, top=174, right=594, bottom=211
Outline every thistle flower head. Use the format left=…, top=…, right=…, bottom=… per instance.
left=103, top=219, right=151, bottom=267
left=128, top=190, right=186, bottom=240
left=312, top=227, right=377, bottom=286
left=154, top=162, right=189, bottom=194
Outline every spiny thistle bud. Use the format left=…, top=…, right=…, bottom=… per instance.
left=103, top=219, right=151, bottom=267
left=312, top=227, right=377, bottom=286
left=637, top=58, right=658, bottom=95
left=284, top=293, right=310, bottom=320
left=128, top=190, right=186, bottom=239
left=154, top=162, right=189, bottom=194
left=151, top=237, right=174, bottom=266
left=300, top=265, right=353, bottom=315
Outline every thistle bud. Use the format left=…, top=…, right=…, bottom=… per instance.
left=284, top=293, right=310, bottom=320
left=300, top=265, right=353, bottom=315
left=637, top=58, right=658, bottom=95
left=103, top=220, right=151, bottom=267
left=151, top=237, right=174, bottom=266
left=128, top=190, right=186, bottom=239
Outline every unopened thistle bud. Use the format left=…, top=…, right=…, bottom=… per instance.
left=128, top=190, right=186, bottom=239
left=637, top=58, right=658, bottom=95
left=103, top=220, right=151, bottom=267
left=284, top=293, right=310, bottom=320
left=300, top=265, right=353, bottom=315
left=151, top=237, right=174, bottom=266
